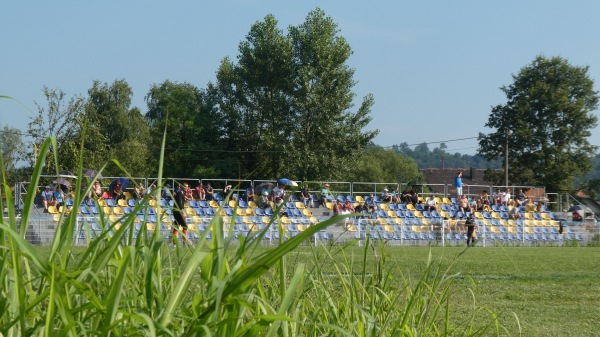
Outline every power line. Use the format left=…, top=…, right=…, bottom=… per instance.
left=380, top=136, right=479, bottom=150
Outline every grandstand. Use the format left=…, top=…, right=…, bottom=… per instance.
left=12, top=179, right=599, bottom=247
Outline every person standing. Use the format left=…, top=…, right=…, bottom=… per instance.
left=465, top=214, right=477, bottom=246
left=455, top=171, right=463, bottom=197
left=172, top=183, right=189, bottom=246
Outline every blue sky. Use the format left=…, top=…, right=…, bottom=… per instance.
left=2, top=1, right=600, bottom=156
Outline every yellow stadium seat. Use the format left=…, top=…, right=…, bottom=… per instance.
left=118, top=199, right=128, bottom=207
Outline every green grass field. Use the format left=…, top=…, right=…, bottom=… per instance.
left=28, top=242, right=598, bottom=336
left=281, top=245, right=600, bottom=337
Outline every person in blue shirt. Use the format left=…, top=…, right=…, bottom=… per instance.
left=455, top=171, right=463, bottom=196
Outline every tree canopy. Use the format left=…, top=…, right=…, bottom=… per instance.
left=212, top=9, right=378, bottom=180
left=477, top=55, right=599, bottom=192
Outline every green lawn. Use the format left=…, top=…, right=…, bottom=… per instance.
left=281, top=245, right=600, bottom=337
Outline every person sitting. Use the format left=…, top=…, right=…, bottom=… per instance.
left=223, top=184, right=236, bottom=200
left=409, top=188, right=419, bottom=206
left=501, top=188, right=511, bottom=206
left=90, top=181, right=103, bottom=199
left=257, top=190, right=270, bottom=209
left=161, top=184, right=172, bottom=202
left=343, top=199, right=355, bottom=214
left=273, top=183, right=286, bottom=206
left=41, top=186, right=57, bottom=212
left=134, top=183, right=145, bottom=200
left=112, top=181, right=125, bottom=201
left=204, top=183, right=214, bottom=201
left=300, top=184, right=313, bottom=208
left=515, top=189, right=527, bottom=206
left=425, top=195, right=437, bottom=212
left=194, top=183, right=205, bottom=200
left=492, top=188, right=502, bottom=205
left=366, top=194, right=377, bottom=213
left=459, top=195, right=471, bottom=213
left=400, top=189, right=412, bottom=204
left=470, top=197, right=479, bottom=212
left=244, top=186, right=254, bottom=202
left=479, top=190, right=491, bottom=212
left=319, top=183, right=333, bottom=207
left=509, top=206, right=521, bottom=219
left=381, top=188, right=392, bottom=203
left=332, top=200, right=343, bottom=216
left=53, top=186, right=65, bottom=207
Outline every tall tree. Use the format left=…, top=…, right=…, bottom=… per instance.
left=0, top=125, right=26, bottom=184
left=27, top=87, right=84, bottom=173
left=84, top=80, right=150, bottom=176
left=478, top=55, right=599, bottom=191
left=146, top=81, right=223, bottom=178
left=212, top=9, right=378, bottom=180
left=213, top=14, right=294, bottom=179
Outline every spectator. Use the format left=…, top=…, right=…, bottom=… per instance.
left=273, top=183, right=286, bottom=206
left=470, top=197, right=479, bottom=212
left=400, top=188, right=412, bottom=204
left=381, top=188, right=392, bottom=203
left=205, top=183, right=214, bottom=201
left=194, top=183, right=205, bottom=200
left=408, top=188, right=419, bottom=206
left=161, top=184, right=172, bottom=202
left=319, top=183, right=333, bottom=207
left=426, top=195, right=437, bottom=212
left=509, top=206, right=521, bottom=219
left=515, top=189, right=527, bottom=206
left=459, top=195, right=471, bottom=214
left=492, top=188, right=502, bottom=205
left=366, top=194, right=377, bottom=213
left=300, top=184, right=313, bottom=207
left=455, top=171, right=463, bottom=196
left=333, top=200, right=342, bottom=216
left=54, top=186, right=65, bottom=207
left=257, top=190, right=270, bottom=209
left=146, top=183, right=156, bottom=198
left=501, top=188, right=511, bottom=206
left=343, top=199, right=355, bottom=214
left=91, top=181, right=103, bottom=199
left=479, top=190, right=491, bottom=211
left=223, top=184, right=235, bottom=200
left=41, top=186, right=56, bottom=212
left=244, top=186, right=254, bottom=202
left=112, top=181, right=125, bottom=201
left=134, top=183, right=145, bottom=200
left=184, top=183, right=194, bottom=202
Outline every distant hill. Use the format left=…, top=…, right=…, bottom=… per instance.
left=392, top=142, right=502, bottom=169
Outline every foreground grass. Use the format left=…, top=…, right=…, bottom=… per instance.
left=29, top=244, right=600, bottom=336
left=280, top=246, right=600, bottom=337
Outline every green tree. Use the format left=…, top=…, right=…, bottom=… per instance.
left=84, top=80, right=150, bottom=176
left=348, top=146, right=424, bottom=184
left=27, top=87, right=84, bottom=174
left=0, top=126, right=26, bottom=184
left=146, top=81, right=223, bottom=178
left=478, top=55, right=599, bottom=191
left=212, top=9, right=378, bottom=180
left=212, top=14, right=294, bottom=179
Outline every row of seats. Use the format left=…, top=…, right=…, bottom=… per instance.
left=72, top=219, right=332, bottom=242
left=346, top=223, right=583, bottom=244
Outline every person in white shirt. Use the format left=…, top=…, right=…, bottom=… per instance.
left=501, top=188, right=511, bottom=205
left=426, top=195, right=437, bottom=212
